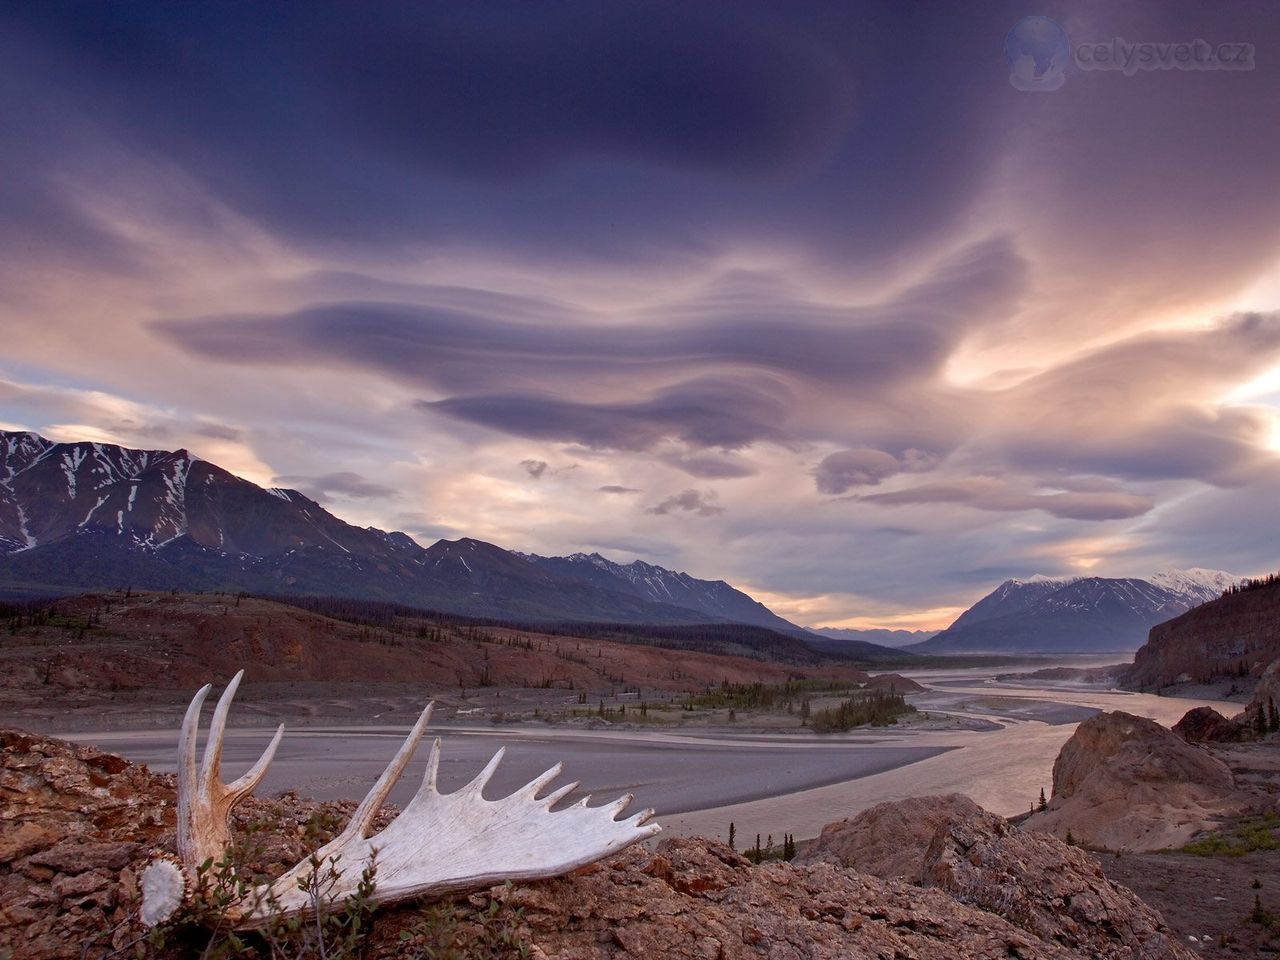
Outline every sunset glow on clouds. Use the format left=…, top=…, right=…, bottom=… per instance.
left=2, top=2, right=1278, bottom=629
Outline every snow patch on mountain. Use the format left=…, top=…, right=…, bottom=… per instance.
left=1148, top=567, right=1241, bottom=602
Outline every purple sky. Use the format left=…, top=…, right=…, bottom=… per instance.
left=1, top=2, right=1278, bottom=628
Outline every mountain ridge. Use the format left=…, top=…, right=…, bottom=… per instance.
left=0, top=430, right=864, bottom=649
left=521, top=550, right=804, bottom=635
left=911, top=568, right=1242, bottom=654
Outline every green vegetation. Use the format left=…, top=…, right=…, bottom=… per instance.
left=1223, top=570, right=1280, bottom=596
left=808, top=691, right=915, bottom=732
left=1183, top=811, right=1280, bottom=857
left=742, top=832, right=797, bottom=864
left=680, top=678, right=860, bottom=711
left=1251, top=893, right=1275, bottom=927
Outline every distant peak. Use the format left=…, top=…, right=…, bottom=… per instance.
left=1149, top=567, right=1241, bottom=594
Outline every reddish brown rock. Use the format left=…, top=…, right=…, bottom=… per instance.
left=794, top=792, right=982, bottom=879
left=1172, top=705, right=1247, bottom=743
left=794, top=794, right=1192, bottom=960
left=28, top=841, right=139, bottom=874
left=1030, top=711, right=1243, bottom=850
left=503, top=838, right=1071, bottom=960
left=923, top=802, right=1192, bottom=960
left=863, top=672, right=926, bottom=693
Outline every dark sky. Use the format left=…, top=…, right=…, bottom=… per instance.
left=2, top=1, right=1279, bottom=628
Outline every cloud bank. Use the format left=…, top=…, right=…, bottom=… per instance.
left=2, top=1, right=1280, bottom=626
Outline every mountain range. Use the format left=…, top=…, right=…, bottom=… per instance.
left=909, top=568, right=1241, bottom=654
left=805, top=627, right=937, bottom=652
left=0, top=431, right=900, bottom=652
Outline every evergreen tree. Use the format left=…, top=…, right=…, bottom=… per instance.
left=1251, top=894, right=1268, bottom=925
left=1037, top=787, right=1048, bottom=812
left=728, top=822, right=736, bottom=851
left=1268, top=697, right=1278, bottom=734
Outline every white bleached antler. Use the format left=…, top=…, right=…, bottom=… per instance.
left=142, top=672, right=661, bottom=929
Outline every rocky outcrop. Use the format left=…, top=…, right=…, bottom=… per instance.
left=1239, top=656, right=1280, bottom=732
left=0, top=731, right=169, bottom=959
left=863, top=672, right=926, bottom=693
left=795, top=793, right=980, bottom=879
left=923, top=802, right=1191, bottom=960
left=795, top=794, right=1192, bottom=959
left=0, top=729, right=1198, bottom=960
left=1126, top=579, right=1280, bottom=691
left=509, top=837, right=1073, bottom=960
left=1172, top=705, right=1247, bottom=743
left=1029, top=711, right=1243, bottom=850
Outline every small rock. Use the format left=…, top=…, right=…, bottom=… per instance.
left=28, top=841, right=139, bottom=874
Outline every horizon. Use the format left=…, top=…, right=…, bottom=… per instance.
left=3, top=4, right=1279, bottom=631
left=0, top=425, right=1254, bottom=633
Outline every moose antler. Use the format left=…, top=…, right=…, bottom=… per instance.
left=141, top=672, right=661, bottom=928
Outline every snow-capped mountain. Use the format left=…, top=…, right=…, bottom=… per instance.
left=1147, top=568, right=1241, bottom=605
left=910, top=568, right=1243, bottom=654
left=522, top=551, right=804, bottom=634
left=0, top=430, right=833, bottom=639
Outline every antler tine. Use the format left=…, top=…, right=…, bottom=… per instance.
left=604, top=793, right=633, bottom=818
left=463, top=746, right=506, bottom=796
left=336, top=702, right=435, bottom=843
left=517, top=762, right=564, bottom=799
left=226, top=723, right=284, bottom=803
left=200, top=669, right=244, bottom=790
left=414, top=737, right=442, bottom=797
left=629, top=808, right=658, bottom=828
left=178, top=683, right=212, bottom=797
left=176, top=683, right=212, bottom=871
left=541, top=780, right=580, bottom=807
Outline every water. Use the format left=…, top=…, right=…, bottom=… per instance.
left=67, top=662, right=1237, bottom=843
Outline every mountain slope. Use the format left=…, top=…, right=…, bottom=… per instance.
left=1125, top=574, right=1280, bottom=690
left=0, top=430, right=830, bottom=639
left=806, top=627, right=935, bottom=651
left=523, top=551, right=804, bottom=634
left=912, top=569, right=1241, bottom=654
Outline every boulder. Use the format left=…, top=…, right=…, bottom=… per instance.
left=923, top=801, right=1190, bottom=960
left=1172, top=705, right=1246, bottom=743
left=794, top=793, right=981, bottom=879
left=1029, top=710, right=1243, bottom=850
left=795, top=794, right=1192, bottom=960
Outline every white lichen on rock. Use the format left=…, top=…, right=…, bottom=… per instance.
left=139, top=857, right=187, bottom=927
